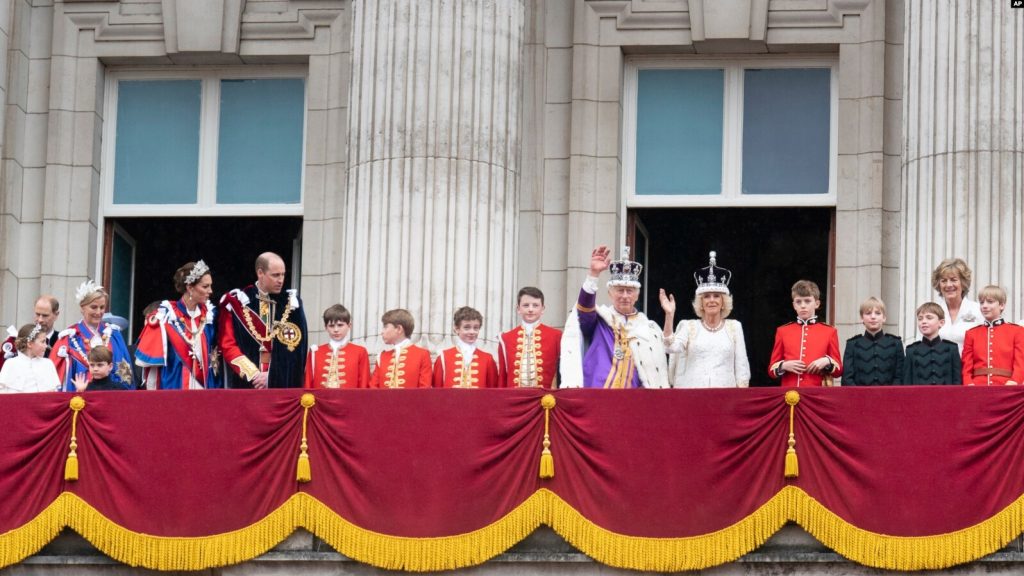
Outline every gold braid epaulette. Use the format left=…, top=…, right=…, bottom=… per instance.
left=241, top=300, right=294, bottom=343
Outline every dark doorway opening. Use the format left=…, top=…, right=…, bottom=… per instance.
left=103, top=217, right=303, bottom=343
left=629, top=207, right=834, bottom=387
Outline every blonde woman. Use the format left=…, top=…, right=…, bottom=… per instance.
left=50, top=280, right=134, bottom=391
left=660, top=252, right=750, bottom=388
left=931, top=258, right=982, bottom=353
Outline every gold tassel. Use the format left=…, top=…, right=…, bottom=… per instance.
left=65, top=396, right=85, bottom=481
left=784, top=390, right=800, bottom=479
left=297, top=393, right=315, bottom=483
left=539, top=394, right=556, bottom=479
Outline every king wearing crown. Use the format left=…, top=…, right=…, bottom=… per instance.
left=561, top=245, right=668, bottom=388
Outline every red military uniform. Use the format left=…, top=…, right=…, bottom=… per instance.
left=432, top=346, right=498, bottom=388
left=303, top=342, right=371, bottom=389
left=961, top=320, right=1024, bottom=386
left=768, top=319, right=843, bottom=387
left=369, top=343, right=432, bottom=388
left=496, top=324, right=561, bottom=388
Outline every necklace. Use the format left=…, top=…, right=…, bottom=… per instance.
left=701, top=319, right=724, bottom=333
left=169, top=304, right=210, bottom=367
left=242, top=299, right=294, bottom=342
left=69, top=323, right=110, bottom=361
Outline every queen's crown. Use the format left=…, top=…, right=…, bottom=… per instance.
left=694, top=251, right=731, bottom=295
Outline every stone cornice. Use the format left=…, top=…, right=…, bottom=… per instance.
left=57, top=0, right=345, bottom=58
left=579, top=0, right=872, bottom=46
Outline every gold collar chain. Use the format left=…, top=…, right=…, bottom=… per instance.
left=241, top=300, right=294, bottom=343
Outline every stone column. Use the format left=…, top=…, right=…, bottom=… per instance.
left=900, top=1, right=1024, bottom=334
left=343, top=0, right=524, bottom=353
left=1, top=0, right=56, bottom=324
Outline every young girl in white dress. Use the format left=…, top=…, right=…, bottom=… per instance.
left=659, top=252, right=751, bottom=388
left=0, top=324, right=61, bottom=393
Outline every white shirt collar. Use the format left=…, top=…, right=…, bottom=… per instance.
left=521, top=320, right=539, bottom=334
left=455, top=338, right=476, bottom=357
left=392, top=338, right=412, bottom=352
left=329, top=335, right=350, bottom=352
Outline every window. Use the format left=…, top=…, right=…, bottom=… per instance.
left=623, top=58, right=837, bottom=207
left=102, top=69, right=307, bottom=216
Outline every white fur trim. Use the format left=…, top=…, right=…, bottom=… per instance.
left=559, top=308, right=584, bottom=388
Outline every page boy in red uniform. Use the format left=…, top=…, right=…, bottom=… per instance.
left=496, top=287, right=561, bottom=388
left=961, top=285, right=1024, bottom=386
left=369, top=308, right=432, bottom=389
left=768, top=279, right=842, bottom=387
left=432, top=306, right=498, bottom=388
left=304, top=304, right=370, bottom=389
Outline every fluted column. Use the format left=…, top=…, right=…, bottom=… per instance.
left=901, top=1, right=1024, bottom=334
left=344, top=0, right=524, bottom=353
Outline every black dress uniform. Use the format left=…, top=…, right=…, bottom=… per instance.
left=903, top=336, right=962, bottom=385
left=843, top=331, right=904, bottom=385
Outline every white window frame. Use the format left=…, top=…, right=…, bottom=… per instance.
left=99, top=67, right=308, bottom=218
left=622, top=55, right=838, bottom=208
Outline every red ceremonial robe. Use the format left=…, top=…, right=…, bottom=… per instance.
left=432, top=346, right=498, bottom=388
left=496, top=324, right=561, bottom=388
left=303, top=342, right=370, bottom=389
left=768, top=319, right=843, bottom=387
left=369, top=344, right=432, bottom=389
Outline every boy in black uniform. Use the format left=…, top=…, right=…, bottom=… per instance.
left=842, top=297, right=904, bottom=386
left=904, top=302, right=961, bottom=385
left=72, top=346, right=122, bottom=391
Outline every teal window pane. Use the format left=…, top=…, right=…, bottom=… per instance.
left=109, top=232, right=133, bottom=324
left=217, top=79, right=304, bottom=204
left=742, top=68, right=831, bottom=195
left=636, top=69, right=723, bottom=195
left=114, top=80, right=200, bottom=204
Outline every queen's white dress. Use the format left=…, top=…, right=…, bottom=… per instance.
left=665, top=319, right=751, bottom=388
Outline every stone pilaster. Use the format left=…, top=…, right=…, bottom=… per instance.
left=0, top=0, right=55, bottom=324
left=900, top=1, right=1024, bottom=334
left=343, top=0, right=525, bottom=353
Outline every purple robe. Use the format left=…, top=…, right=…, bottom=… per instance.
left=577, top=288, right=643, bottom=388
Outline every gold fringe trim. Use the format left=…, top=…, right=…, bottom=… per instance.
left=2, top=487, right=1024, bottom=571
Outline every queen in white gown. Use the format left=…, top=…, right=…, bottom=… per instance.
left=659, top=252, right=750, bottom=388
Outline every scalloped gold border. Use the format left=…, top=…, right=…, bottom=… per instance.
left=1, top=488, right=1020, bottom=572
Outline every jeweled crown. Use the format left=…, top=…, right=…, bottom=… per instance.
left=608, top=247, right=643, bottom=288
left=694, top=251, right=731, bottom=295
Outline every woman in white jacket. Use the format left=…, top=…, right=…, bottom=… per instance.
left=659, top=252, right=750, bottom=388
